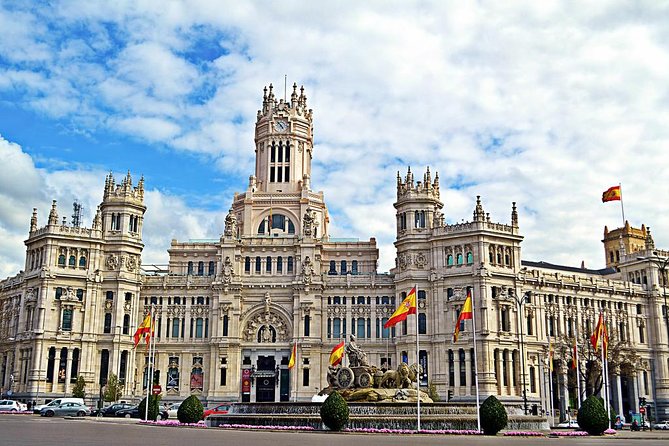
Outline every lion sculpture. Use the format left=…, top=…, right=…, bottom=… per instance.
left=379, top=362, right=412, bottom=389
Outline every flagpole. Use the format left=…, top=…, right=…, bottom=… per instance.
left=548, top=336, right=554, bottom=428
left=144, top=308, right=153, bottom=421
left=416, top=285, right=420, bottom=432
left=471, top=288, right=481, bottom=433
left=602, top=332, right=611, bottom=429
left=575, top=335, right=582, bottom=410
left=294, top=343, right=298, bottom=403
left=618, top=183, right=626, bottom=226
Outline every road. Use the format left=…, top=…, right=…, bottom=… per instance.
left=0, top=414, right=668, bottom=446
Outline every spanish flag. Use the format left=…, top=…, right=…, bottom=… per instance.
left=602, top=185, right=621, bottom=203
left=384, top=287, right=417, bottom=328
left=288, top=343, right=297, bottom=369
left=590, top=313, right=609, bottom=355
left=133, top=313, right=153, bottom=348
left=452, top=290, right=473, bottom=342
left=548, top=339, right=554, bottom=372
left=329, top=341, right=345, bottom=366
left=572, top=338, right=578, bottom=370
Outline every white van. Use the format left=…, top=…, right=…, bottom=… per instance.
left=33, top=398, right=85, bottom=413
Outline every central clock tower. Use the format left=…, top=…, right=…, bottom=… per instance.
left=253, top=83, right=313, bottom=193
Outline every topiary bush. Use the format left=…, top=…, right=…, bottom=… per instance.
left=577, top=395, right=608, bottom=435
left=480, top=395, right=508, bottom=435
left=320, top=391, right=349, bottom=431
left=178, top=395, right=204, bottom=424
left=138, top=394, right=161, bottom=421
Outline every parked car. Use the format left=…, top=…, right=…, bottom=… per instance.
left=91, top=403, right=134, bottom=417
left=166, top=403, right=181, bottom=419
left=116, top=405, right=168, bottom=419
left=202, top=404, right=230, bottom=419
left=40, top=402, right=90, bottom=417
left=556, top=420, right=580, bottom=428
left=0, top=400, right=26, bottom=412
left=33, top=398, right=85, bottom=414
left=652, top=420, right=669, bottom=430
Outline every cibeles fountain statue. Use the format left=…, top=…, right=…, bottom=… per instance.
left=324, top=335, right=432, bottom=403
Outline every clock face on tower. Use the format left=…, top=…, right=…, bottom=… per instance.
left=273, top=120, right=288, bottom=132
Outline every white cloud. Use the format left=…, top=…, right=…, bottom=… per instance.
left=1, top=1, right=669, bottom=275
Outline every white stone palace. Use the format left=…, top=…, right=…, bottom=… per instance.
left=1, top=83, right=668, bottom=422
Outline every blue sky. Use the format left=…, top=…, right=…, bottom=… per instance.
left=1, top=1, right=669, bottom=277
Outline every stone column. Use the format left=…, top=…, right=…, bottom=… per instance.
left=560, top=364, right=569, bottom=420
left=465, top=351, right=472, bottom=396
left=615, top=370, right=623, bottom=418
left=454, top=351, right=461, bottom=397
left=64, top=348, right=73, bottom=394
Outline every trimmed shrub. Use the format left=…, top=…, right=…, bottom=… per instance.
left=577, top=395, right=608, bottom=435
left=178, top=395, right=204, bottom=424
left=138, top=394, right=161, bottom=421
left=480, top=395, right=508, bottom=435
left=320, top=391, right=349, bottom=431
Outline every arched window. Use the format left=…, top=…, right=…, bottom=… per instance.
left=505, top=253, right=510, bottom=265
left=609, top=251, right=614, bottom=263
left=245, top=257, right=251, bottom=273
left=466, top=252, right=473, bottom=264
left=174, top=296, right=181, bottom=305
left=489, top=250, right=494, bottom=263
left=277, top=256, right=283, bottom=273
left=456, top=253, right=463, bottom=265
left=76, top=289, right=84, bottom=301
left=351, top=260, right=358, bottom=274
left=58, top=254, right=66, bottom=266
left=197, top=261, right=204, bottom=276
left=329, top=260, right=337, bottom=275
left=340, top=260, right=347, bottom=274
left=447, top=255, right=453, bottom=266
left=106, top=291, right=114, bottom=300
left=79, top=256, right=86, bottom=267
left=266, top=256, right=272, bottom=273
left=255, top=256, right=261, bottom=273
left=187, top=261, right=193, bottom=275
left=497, top=252, right=502, bottom=264
left=208, top=261, right=215, bottom=276
left=55, top=287, right=63, bottom=299
left=68, top=255, right=76, bottom=266
left=287, top=256, right=294, bottom=273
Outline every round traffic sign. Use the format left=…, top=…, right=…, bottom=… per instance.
left=152, top=384, right=162, bottom=395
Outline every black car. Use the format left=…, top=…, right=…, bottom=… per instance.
left=116, top=405, right=168, bottom=419
left=91, top=403, right=134, bottom=417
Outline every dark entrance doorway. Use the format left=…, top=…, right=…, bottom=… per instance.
left=256, top=355, right=276, bottom=402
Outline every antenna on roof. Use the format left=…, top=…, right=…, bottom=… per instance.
left=72, top=200, right=83, bottom=228
left=284, top=74, right=287, bottom=102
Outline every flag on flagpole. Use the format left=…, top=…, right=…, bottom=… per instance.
left=590, top=313, right=609, bottom=355
left=288, top=343, right=297, bottom=369
left=548, top=338, right=554, bottom=372
left=384, top=287, right=417, bottom=328
left=329, top=341, right=345, bottom=366
left=133, top=313, right=152, bottom=348
left=572, top=338, right=578, bottom=370
left=602, top=185, right=622, bottom=203
left=452, top=290, right=473, bottom=342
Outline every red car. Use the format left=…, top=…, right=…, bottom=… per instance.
left=202, top=404, right=230, bottom=419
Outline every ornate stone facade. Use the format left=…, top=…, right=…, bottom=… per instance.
left=0, top=84, right=667, bottom=422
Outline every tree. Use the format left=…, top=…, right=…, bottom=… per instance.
left=103, top=373, right=124, bottom=403
left=72, top=375, right=86, bottom=398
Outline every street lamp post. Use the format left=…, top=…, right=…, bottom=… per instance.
left=506, top=289, right=530, bottom=415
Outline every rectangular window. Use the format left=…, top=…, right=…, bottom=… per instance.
left=284, top=166, right=289, bottom=182
left=302, top=368, right=309, bottom=386
left=62, top=309, right=73, bottom=331
left=356, top=318, right=365, bottom=339
left=220, top=367, right=227, bottom=386
left=333, top=319, right=341, bottom=338
left=270, top=167, right=275, bottom=182
left=196, top=318, right=203, bottom=338
left=304, top=315, right=310, bottom=337
left=277, top=166, right=282, bottom=182
left=223, top=315, right=229, bottom=336
left=172, top=319, right=180, bottom=338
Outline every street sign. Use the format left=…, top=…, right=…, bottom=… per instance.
left=639, top=407, right=646, bottom=414
left=152, top=384, right=162, bottom=395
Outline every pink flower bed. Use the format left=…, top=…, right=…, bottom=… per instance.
left=219, top=424, right=316, bottom=431
left=504, top=431, right=544, bottom=436
left=344, top=428, right=481, bottom=435
left=140, top=419, right=207, bottom=428
left=549, top=430, right=588, bottom=436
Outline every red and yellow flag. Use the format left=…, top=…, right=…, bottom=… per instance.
left=384, top=287, right=417, bottom=329
left=452, top=290, right=473, bottom=342
left=590, top=313, right=609, bottom=355
left=572, top=338, right=578, bottom=370
left=288, top=343, right=297, bottom=369
left=133, top=313, right=153, bottom=348
left=549, top=339, right=554, bottom=372
left=602, top=185, right=621, bottom=203
left=329, top=341, right=345, bottom=366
